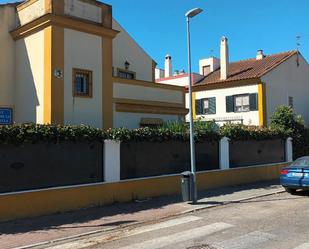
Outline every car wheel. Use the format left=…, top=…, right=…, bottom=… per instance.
left=285, top=187, right=297, bottom=195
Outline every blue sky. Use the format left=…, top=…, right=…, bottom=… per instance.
left=2, top=0, right=309, bottom=73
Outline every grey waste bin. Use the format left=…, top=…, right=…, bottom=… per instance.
left=181, top=171, right=193, bottom=202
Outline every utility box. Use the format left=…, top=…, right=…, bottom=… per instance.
left=181, top=171, right=193, bottom=202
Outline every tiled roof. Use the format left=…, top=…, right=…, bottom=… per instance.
left=196, top=50, right=297, bottom=86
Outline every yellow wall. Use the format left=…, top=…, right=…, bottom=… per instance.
left=15, top=30, right=45, bottom=123
left=63, top=28, right=103, bottom=128
left=0, top=162, right=287, bottom=222
left=258, top=82, right=267, bottom=127
left=112, top=19, right=154, bottom=82
left=0, top=5, right=16, bottom=108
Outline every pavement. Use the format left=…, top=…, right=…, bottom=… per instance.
left=86, top=191, right=309, bottom=249
left=0, top=181, right=285, bottom=249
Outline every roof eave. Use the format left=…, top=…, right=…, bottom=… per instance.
left=193, top=77, right=261, bottom=92
left=257, top=50, right=298, bottom=78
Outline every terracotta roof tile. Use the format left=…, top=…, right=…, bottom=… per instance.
left=196, top=50, right=297, bottom=86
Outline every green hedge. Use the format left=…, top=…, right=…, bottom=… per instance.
left=220, top=124, right=290, bottom=141
left=0, top=124, right=105, bottom=145
left=0, top=122, right=290, bottom=145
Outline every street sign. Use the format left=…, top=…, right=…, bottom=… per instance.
left=0, top=108, right=13, bottom=125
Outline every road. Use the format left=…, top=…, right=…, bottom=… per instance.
left=52, top=191, right=309, bottom=249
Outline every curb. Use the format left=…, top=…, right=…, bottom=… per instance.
left=13, top=188, right=285, bottom=249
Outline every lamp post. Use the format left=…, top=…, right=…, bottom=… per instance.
left=185, top=8, right=203, bottom=204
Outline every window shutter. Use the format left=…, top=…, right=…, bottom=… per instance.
left=195, top=99, right=203, bottom=115
left=226, top=96, right=234, bottom=112
left=208, top=97, right=216, bottom=114
left=249, top=93, right=258, bottom=111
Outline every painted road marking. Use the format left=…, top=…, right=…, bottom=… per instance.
left=43, top=215, right=202, bottom=249
left=119, top=222, right=234, bottom=249
left=294, top=243, right=309, bottom=249
left=130, top=215, right=202, bottom=236
left=214, top=231, right=276, bottom=249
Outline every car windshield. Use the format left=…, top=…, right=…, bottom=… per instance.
left=290, top=157, right=309, bottom=167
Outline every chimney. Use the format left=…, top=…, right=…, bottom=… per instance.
left=220, top=36, right=229, bottom=80
left=164, top=54, right=172, bottom=77
left=256, top=49, right=264, bottom=60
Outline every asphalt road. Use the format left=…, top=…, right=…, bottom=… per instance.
left=78, top=191, right=309, bottom=249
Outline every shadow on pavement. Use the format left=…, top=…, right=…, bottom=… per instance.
left=0, top=194, right=182, bottom=235
left=0, top=180, right=285, bottom=235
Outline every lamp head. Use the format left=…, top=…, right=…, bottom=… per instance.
left=185, top=8, right=203, bottom=18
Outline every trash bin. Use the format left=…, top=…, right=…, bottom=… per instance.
left=181, top=171, right=193, bottom=202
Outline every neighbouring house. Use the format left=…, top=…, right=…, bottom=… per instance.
left=155, top=36, right=309, bottom=127
left=0, top=0, right=187, bottom=129
left=189, top=37, right=309, bottom=126
left=155, top=54, right=204, bottom=87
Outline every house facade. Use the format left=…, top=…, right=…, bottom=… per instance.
left=191, top=37, right=309, bottom=126
left=154, top=35, right=309, bottom=126
left=0, top=0, right=187, bottom=129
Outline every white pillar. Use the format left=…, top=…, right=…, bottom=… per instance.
left=219, top=137, right=230, bottom=170
left=104, top=140, right=121, bottom=182
left=285, top=137, right=293, bottom=162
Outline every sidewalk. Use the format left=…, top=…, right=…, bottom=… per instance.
left=0, top=181, right=284, bottom=249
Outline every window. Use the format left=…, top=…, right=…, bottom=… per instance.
left=203, top=99, right=209, bottom=113
left=117, top=68, right=136, bottom=79
left=73, top=69, right=92, bottom=97
left=234, top=95, right=250, bottom=112
left=196, top=97, right=216, bottom=115
left=202, top=65, right=211, bottom=76
left=288, top=96, right=294, bottom=108
left=226, top=93, right=258, bottom=113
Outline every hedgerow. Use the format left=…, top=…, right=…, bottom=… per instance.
left=0, top=120, right=290, bottom=145
left=0, top=124, right=105, bottom=145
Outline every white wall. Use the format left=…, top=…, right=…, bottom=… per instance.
left=15, top=30, right=45, bottom=123
left=113, top=81, right=184, bottom=128
left=155, top=68, right=164, bottom=80
left=114, top=82, right=183, bottom=104
left=157, top=73, right=204, bottom=87
left=113, top=105, right=180, bottom=129
left=0, top=5, right=16, bottom=108
left=262, top=54, right=309, bottom=125
left=17, top=0, right=45, bottom=26
left=188, top=84, right=260, bottom=125
left=64, top=0, right=102, bottom=24
left=199, top=57, right=220, bottom=75
left=112, top=19, right=153, bottom=82
left=64, top=28, right=102, bottom=128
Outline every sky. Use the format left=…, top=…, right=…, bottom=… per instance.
left=2, top=0, right=309, bottom=73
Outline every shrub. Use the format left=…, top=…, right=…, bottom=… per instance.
left=220, top=123, right=289, bottom=141
left=269, top=105, right=308, bottom=158
left=0, top=123, right=105, bottom=145
left=105, top=125, right=221, bottom=143
left=0, top=118, right=294, bottom=145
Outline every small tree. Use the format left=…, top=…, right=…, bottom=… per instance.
left=270, top=105, right=307, bottom=158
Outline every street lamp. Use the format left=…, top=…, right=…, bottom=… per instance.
left=185, top=7, right=203, bottom=204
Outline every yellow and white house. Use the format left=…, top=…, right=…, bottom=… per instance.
left=156, top=37, right=309, bottom=127
left=0, top=0, right=187, bottom=129
left=190, top=37, right=309, bottom=126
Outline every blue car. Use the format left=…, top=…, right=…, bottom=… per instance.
left=280, top=156, right=309, bottom=194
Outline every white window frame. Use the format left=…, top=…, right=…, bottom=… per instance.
left=234, top=94, right=250, bottom=112
left=203, top=99, right=210, bottom=114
